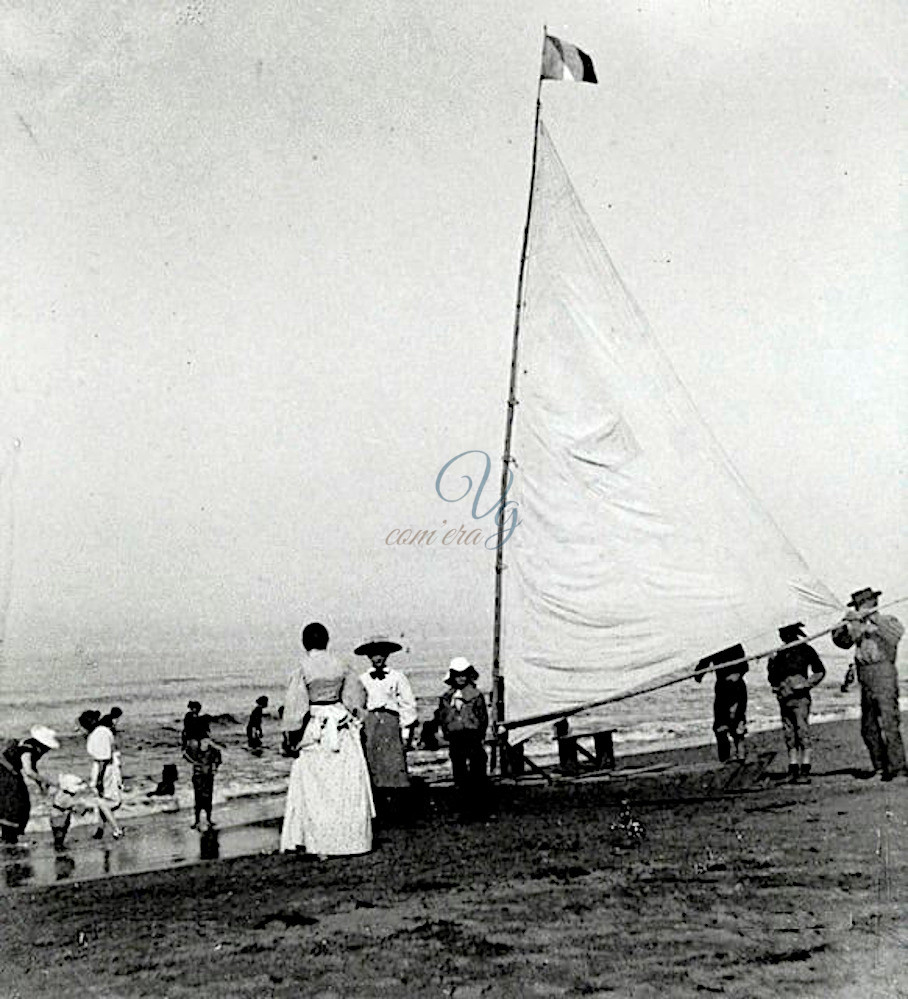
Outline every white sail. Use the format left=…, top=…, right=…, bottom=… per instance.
left=500, top=119, right=841, bottom=732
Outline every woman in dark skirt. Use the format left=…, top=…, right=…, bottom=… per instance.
left=0, top=727, right=59, bottom=843
left=355, top=637, right=418, bottom=815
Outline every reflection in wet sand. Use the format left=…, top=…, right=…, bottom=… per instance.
left=4, top=855, right=33, bottom=888
left=54, top=854, right=75, bottom=881
left=0, top=796, right=282, bottom=890
left=200, top=827, right=219, bottom=861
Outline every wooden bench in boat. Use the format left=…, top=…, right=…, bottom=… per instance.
left=557, top=729, right=615, bottom=775
left=497, top=727, right=616, bottom=782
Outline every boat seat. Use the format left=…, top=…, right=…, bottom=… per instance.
left=558, top=730, right=615, bottom=775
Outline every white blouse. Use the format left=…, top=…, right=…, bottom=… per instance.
left=359, top=668, right=418, bottom=730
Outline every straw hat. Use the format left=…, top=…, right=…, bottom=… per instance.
left=847, top=587, right=881, bottom=609
left=354, top=635, right=402, bottom=658
left=30, top=726, right=60, bottom=750
left=445, top=656, right=479, bottom=685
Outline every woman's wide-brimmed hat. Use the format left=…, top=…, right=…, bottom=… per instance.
left=847, top=587, right=882, bottom=608
left=354, top=635, right=402, bottom=658
left=445, top=656, right=479, bottom=685
left=778, top=622, right=806, bottom=641
left=30, top=726, right=60, bottom=750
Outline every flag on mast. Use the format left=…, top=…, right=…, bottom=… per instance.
left=541, top=35, right=598, bottom=84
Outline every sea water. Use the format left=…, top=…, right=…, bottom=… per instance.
left=0, top=631, right=879, bottom=834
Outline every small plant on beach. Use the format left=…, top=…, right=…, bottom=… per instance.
left=610, top=800, right=647, bottom=847
left=691, top=845, right=728, bottom=875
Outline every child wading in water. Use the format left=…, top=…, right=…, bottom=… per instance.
left=50, top=773, right=122, bottom=849
left=183, top=726, right=222, bottom=831
left=246, top=695, right=269, bottom=753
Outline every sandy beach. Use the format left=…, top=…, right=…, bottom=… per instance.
left=2, top=6, right=905, bottom=999
left=1, top=714, right=906, bottom=999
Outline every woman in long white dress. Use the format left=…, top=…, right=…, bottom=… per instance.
left=280, top=622, right=374, bottom=856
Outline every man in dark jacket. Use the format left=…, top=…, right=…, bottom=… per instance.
left=767, top=622, right=826, bottom=783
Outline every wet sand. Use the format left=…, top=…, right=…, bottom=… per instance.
left=2, top=715, right=907, bottom=999
left=22, top=713, right=457, bottom=838
left=0, top=795, right=286, bottom=889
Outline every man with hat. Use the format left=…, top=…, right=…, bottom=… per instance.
left=766, top=623, right=826, bottom=783
left=438, top=657, right=488, bottom=799
left=356, top=636, right=418, bottom=814
left=832, top=587, right=906, bottom=780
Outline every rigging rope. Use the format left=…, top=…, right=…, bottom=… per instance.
left=498, top=594, right=908, bottom=734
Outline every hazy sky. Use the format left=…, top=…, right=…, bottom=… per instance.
left=0, top=1, right=905, bottom=659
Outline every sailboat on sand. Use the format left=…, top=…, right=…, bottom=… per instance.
left=490, top=34, right=842, bottom=748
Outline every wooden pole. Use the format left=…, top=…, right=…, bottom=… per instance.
left=491, top=31, right=546, bottom=771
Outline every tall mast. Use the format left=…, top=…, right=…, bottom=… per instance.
left=491, top=31, right=546, bottom=751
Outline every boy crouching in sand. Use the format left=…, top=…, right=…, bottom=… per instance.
left=50, top=773, right=123, bottom=849
left=183, top=732, right=222, bottom=831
